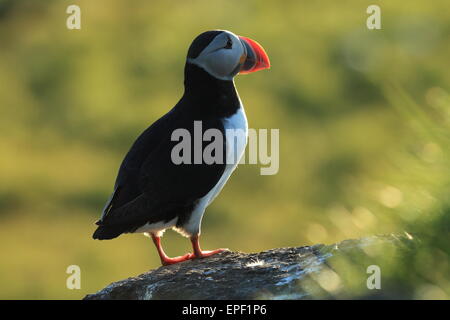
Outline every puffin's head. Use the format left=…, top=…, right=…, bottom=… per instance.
left=186, top=30, right=270, bottom=81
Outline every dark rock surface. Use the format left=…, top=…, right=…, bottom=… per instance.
left=84, top=234, right=415, bottom=300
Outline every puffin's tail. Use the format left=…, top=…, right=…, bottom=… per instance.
left=92, top=223, right=124, bottom=240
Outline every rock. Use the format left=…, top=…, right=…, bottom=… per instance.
left=84, top=234, right=415, bottom=300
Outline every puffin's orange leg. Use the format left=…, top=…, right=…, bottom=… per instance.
left=190, top=234, right=228, bottom=258
left=151, top=234, right=193, bottom=266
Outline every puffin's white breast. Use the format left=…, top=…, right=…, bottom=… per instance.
left=206, top=105, right=248, bottom=205
left=180, top=105, right=248, bottom=236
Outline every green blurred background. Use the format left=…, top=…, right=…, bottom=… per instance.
left=0, top=0, right=449, bottom=299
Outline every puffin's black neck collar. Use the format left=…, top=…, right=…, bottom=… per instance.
left=182, top=63, right=241, bottom=118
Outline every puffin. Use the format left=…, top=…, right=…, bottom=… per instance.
left=93, top=30, right=270, bottom=266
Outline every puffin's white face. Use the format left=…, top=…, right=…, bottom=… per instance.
left=188, top=31, right=245, bottom=81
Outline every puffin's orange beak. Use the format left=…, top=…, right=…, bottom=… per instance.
left=238, top=36, right=271, bottom=74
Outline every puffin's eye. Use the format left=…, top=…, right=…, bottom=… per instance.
left=224, top=38, right=233, bottom=49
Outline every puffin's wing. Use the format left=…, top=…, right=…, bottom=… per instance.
left=96, top=110, right=175, bottom=226
left=93, top=112, right=226, bottom=239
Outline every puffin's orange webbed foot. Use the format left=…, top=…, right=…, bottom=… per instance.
left=193, top=248, right=228, bottom=259
left=160, top=253, right=195, bottom=266
left=191, top=235, right=228, bottom=259
left=151, top=234, right=194, bottom=266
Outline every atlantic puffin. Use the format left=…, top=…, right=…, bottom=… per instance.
left=93, top=30, right=270, bottom=266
